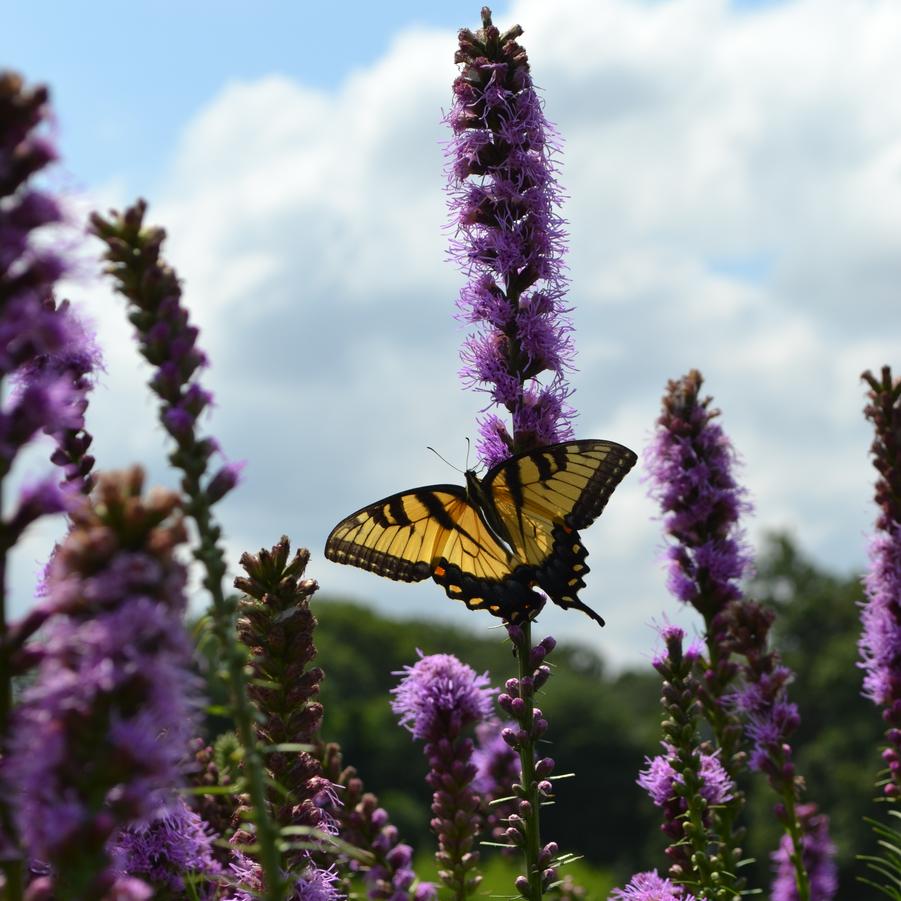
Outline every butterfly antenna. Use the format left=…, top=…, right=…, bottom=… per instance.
left=426, top=446, right=465, bottom=476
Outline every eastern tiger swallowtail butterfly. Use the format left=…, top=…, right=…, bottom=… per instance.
left=324, top=439, right=637, bottom=626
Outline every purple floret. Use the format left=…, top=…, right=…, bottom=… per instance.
left=770, top=804, right=837, bottom=901
left=608, top=870, right=696, bottom=900
left=113, top=797, right=221, bottom=890
left=391, top=652, right=494, bottom=742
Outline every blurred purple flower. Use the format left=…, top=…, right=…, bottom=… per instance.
left=608, top=870, right=696, bottom=901
left=770, top=804, right=837, bottom=901
left=16, top=299, right=103, bottom=493
left=858, top=368, right=901, bottom=792
left=112, top=797, right=221, bottom=891
left=7, top=470, right=201, bottom=895
left=447, top=9, right=574, bottom=464
left=638, top=747, right=734, bottom=809
left=472, top=719, right=519, bottom=796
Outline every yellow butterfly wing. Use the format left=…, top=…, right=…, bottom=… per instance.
left=481, top=439, right=638, bottom=625
left=484, top=439, right=638, bottom=561
left=325, top=486, right=545, bottom=621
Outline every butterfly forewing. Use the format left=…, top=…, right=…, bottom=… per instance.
left=325, top=486, right=517, bottom=584
left=484, top=439, right=638, bottom=560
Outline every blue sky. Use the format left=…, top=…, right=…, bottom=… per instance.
left=6, top=0, right=898, bottom=668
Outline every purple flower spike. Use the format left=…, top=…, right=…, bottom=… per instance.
left=7, top=469, right=201, bottom=897
left=113, top=797, right=221, bottom=891
left=770, top=804, right=837, bottom=901
left=859, top=368, right=901, bottom=792
left=447, top=8, right=574, bottom=464
left=646, top=370, right=752, bottom=620
left=392, top=652, right=493, bottom=897
left=608, top=871, right=696, bottom=901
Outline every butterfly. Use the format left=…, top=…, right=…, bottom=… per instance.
left=324, top=439, right=637, bottom=626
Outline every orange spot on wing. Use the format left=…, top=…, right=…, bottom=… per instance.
left=434, top=565, right=446, bottom=577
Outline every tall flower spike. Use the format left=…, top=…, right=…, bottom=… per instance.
left=392, top=653, right=493, bottom=899
left=7, top=468, right=201, bottom=899
left=90, top=201, right=282, bottom=899
left=646, top=370, right=752, bottom=879
left=644, top=625, right=738, bottom=900
left=859, top=367, right=901, bottom=791
left=318, top=741, right=436, bottom=900
left=112, top=797, right=221, bottom=893
left=448, top=7, right=573, bottom=466
left=17, top=298, right=103, bottom=495
left=770, top=804, right=837, bottom=901
left=233, top=536, right=333, bottom=868
left=0, top=73, right=94, bottom=895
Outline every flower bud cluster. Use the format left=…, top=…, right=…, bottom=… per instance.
left=392, top=654, right=493, bottom=897
left=8, top=468, right=200, bottom=898
left=319, top=742, right=436, bottom=900
left=234, top=536, right=332, bottom=867
left=502, top=625, right=561, bottom=897
left=858, top=368, right=901, bottom=794
left=649, top=626, right=738, bottom=899
left=90, top=201, right=243, bottom=512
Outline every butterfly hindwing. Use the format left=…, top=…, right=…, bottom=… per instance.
left=480, top=440, right=638, bottom=624
left=485, top=439, right=638, bottom=554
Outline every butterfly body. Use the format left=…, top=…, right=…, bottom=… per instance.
left=325, top=439, right=637, bottom=625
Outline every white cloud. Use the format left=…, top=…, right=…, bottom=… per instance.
left=11, top=0, right=901, bottom=665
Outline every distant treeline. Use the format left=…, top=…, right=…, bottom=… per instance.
left=201, top=533, right=882, bottom=897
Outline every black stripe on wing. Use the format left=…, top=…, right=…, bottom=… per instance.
left=324, top=485, right=467, bottom=583
left=485, top=439, right=637, bottom=533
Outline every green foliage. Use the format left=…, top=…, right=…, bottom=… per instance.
left=312, top=599, right=663, bottom=887
left=198, top=532, right=885, bottom=898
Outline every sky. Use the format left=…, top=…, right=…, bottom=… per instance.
left=4, top=0, right=900, bottom=669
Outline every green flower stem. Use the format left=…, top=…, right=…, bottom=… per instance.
left=184, top=472, right=284, bottom=899
left=91, top=205, right=283, bottom=900
left=513, top=621, right=543, bottom=901
left=781, top=787, right=812, bottom=901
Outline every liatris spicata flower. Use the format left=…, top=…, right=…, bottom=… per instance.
left=646, top=370, right=754, bottom=881
left=392, top=652, right=493, bottom=898
left=858, top=367, right=901, bottom=791
left=645, top=625, right=739, bottom=899
left=220, top=852, right=344, bottom=901
left=318, top=741, right=436, bottom=900
left=7, top=468, right=200, bottom=899
left=646, top=371, right=749, bottom=756
left=608, top=871, right=697, bottom=901
left=472, top=719, right=520, bottom=846
left=91, top=200, right=282, bottom=898
left=722, top=597, right=831, bottom=899
left=499, top=626, right=564, bottom=900
left=770, top=804, right=837, bottom=901
left=17, top=298, right=103, bottom=494
left=234, top=536, right=334, bottom=867
left=447, top=7, right=573, bottom=466
left=112, top=797, right=221, bottom=893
